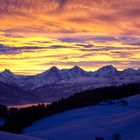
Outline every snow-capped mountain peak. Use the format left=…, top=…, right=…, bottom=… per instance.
left=31, top=66, right=63, bottom=87
left=69, top=65, right=89, bottom=77
left=0, top=69, right=19, bottom=85
left=0, top=65, right=140, bottom=91
left=70, top=66, right=84, bottom=73
left=47, top=66, right=61, bottom=77
left=37, top=66, right=60, bottom=77
left=71, top=65, right=82, bottom=70
left=48, top=66, right=59, bottom=72
left=101, top=64, right=116, bottom=70
left=1, top=69, right=14, bottom=76
left=93, top=65, right=119, bottom=77
left=124, top=68, right=135, bottom=72
left=122, top=68, right=140, bottom=77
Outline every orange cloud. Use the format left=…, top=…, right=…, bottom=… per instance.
left=0, top=0, right=140, bottom=74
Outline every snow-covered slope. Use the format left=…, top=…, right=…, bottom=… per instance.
left=24, top=66, right=63, bottom=89
left=28, top=66, right=91, bottom=89
left=30, top=77, right=111, bottom=102
left=0, top=81, right=42, bottom=106
left=93, top=65, right=119, bottom=77
left=0, top=69, right=20, bottom=86
left=122, top=68, right=140, bottom=76
left=68, top=65, right=90, bottom=77
left=0, top=131, right=43, bottom=140
left=24, top=94, right=140, bottom=140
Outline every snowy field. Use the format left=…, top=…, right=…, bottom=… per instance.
left=23, top=94, right=140, bottom=140
left=0, top=94, right=140, bottom=140
left=0, top=132, right=43, bottom=140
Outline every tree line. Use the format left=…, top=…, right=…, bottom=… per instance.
left=0, top=83, right=140, bottom=133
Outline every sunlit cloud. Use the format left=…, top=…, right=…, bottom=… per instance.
left=0, top=0, right=140, bottom=74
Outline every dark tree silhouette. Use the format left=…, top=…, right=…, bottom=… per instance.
left=112, top=133, right=121, bottom=140
left=95, top=136, right=104, bottom=140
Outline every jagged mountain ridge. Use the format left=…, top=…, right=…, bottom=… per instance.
left=92, top=65, right=119, bottom=77
left=0, top=65, right=140, bottom=90
left=0, top=65, right=140, bottom=105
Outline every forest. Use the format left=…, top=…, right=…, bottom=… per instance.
left=0, top=83, right=140, bottom=133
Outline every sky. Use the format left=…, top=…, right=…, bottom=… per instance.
left=0, top=0, right=140, bottom=74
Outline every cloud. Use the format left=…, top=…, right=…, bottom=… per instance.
left=43, top=60, right=140, bottom=70
left=59, top=37, right=84, bottom=43
left=0, top=44, right=19, bottom=54
left=119, top=8, right=140, bottom=18
left=119, top=36, right=140, bottom=46
left=76, top=44, right=94, bottom=48
left=128, top=42, right=140, bottom=46
left=0, top=0, right=140, bottom=74
left=48, top=45, right=69, bottom=49
left=111, top=51, right=133, bottom=58
left=78, top=45, right=140, bottom=52
left=91, top=36, right=118, bottom=43
left=0, top=0, right=140, bottom=35
left=59, top=36, right=119, bottom=43
left=0, top=44, right=47, bottom=54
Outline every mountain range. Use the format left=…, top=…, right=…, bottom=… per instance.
left=0, top=65, right=140, bottom=105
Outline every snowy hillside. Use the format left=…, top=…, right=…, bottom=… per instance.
left=0, top=132, right=43, bottom=140
left=24, top=94, right=140, bottom=140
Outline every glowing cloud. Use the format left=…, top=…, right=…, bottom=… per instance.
left=0, top=0, right=140, bottom=74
